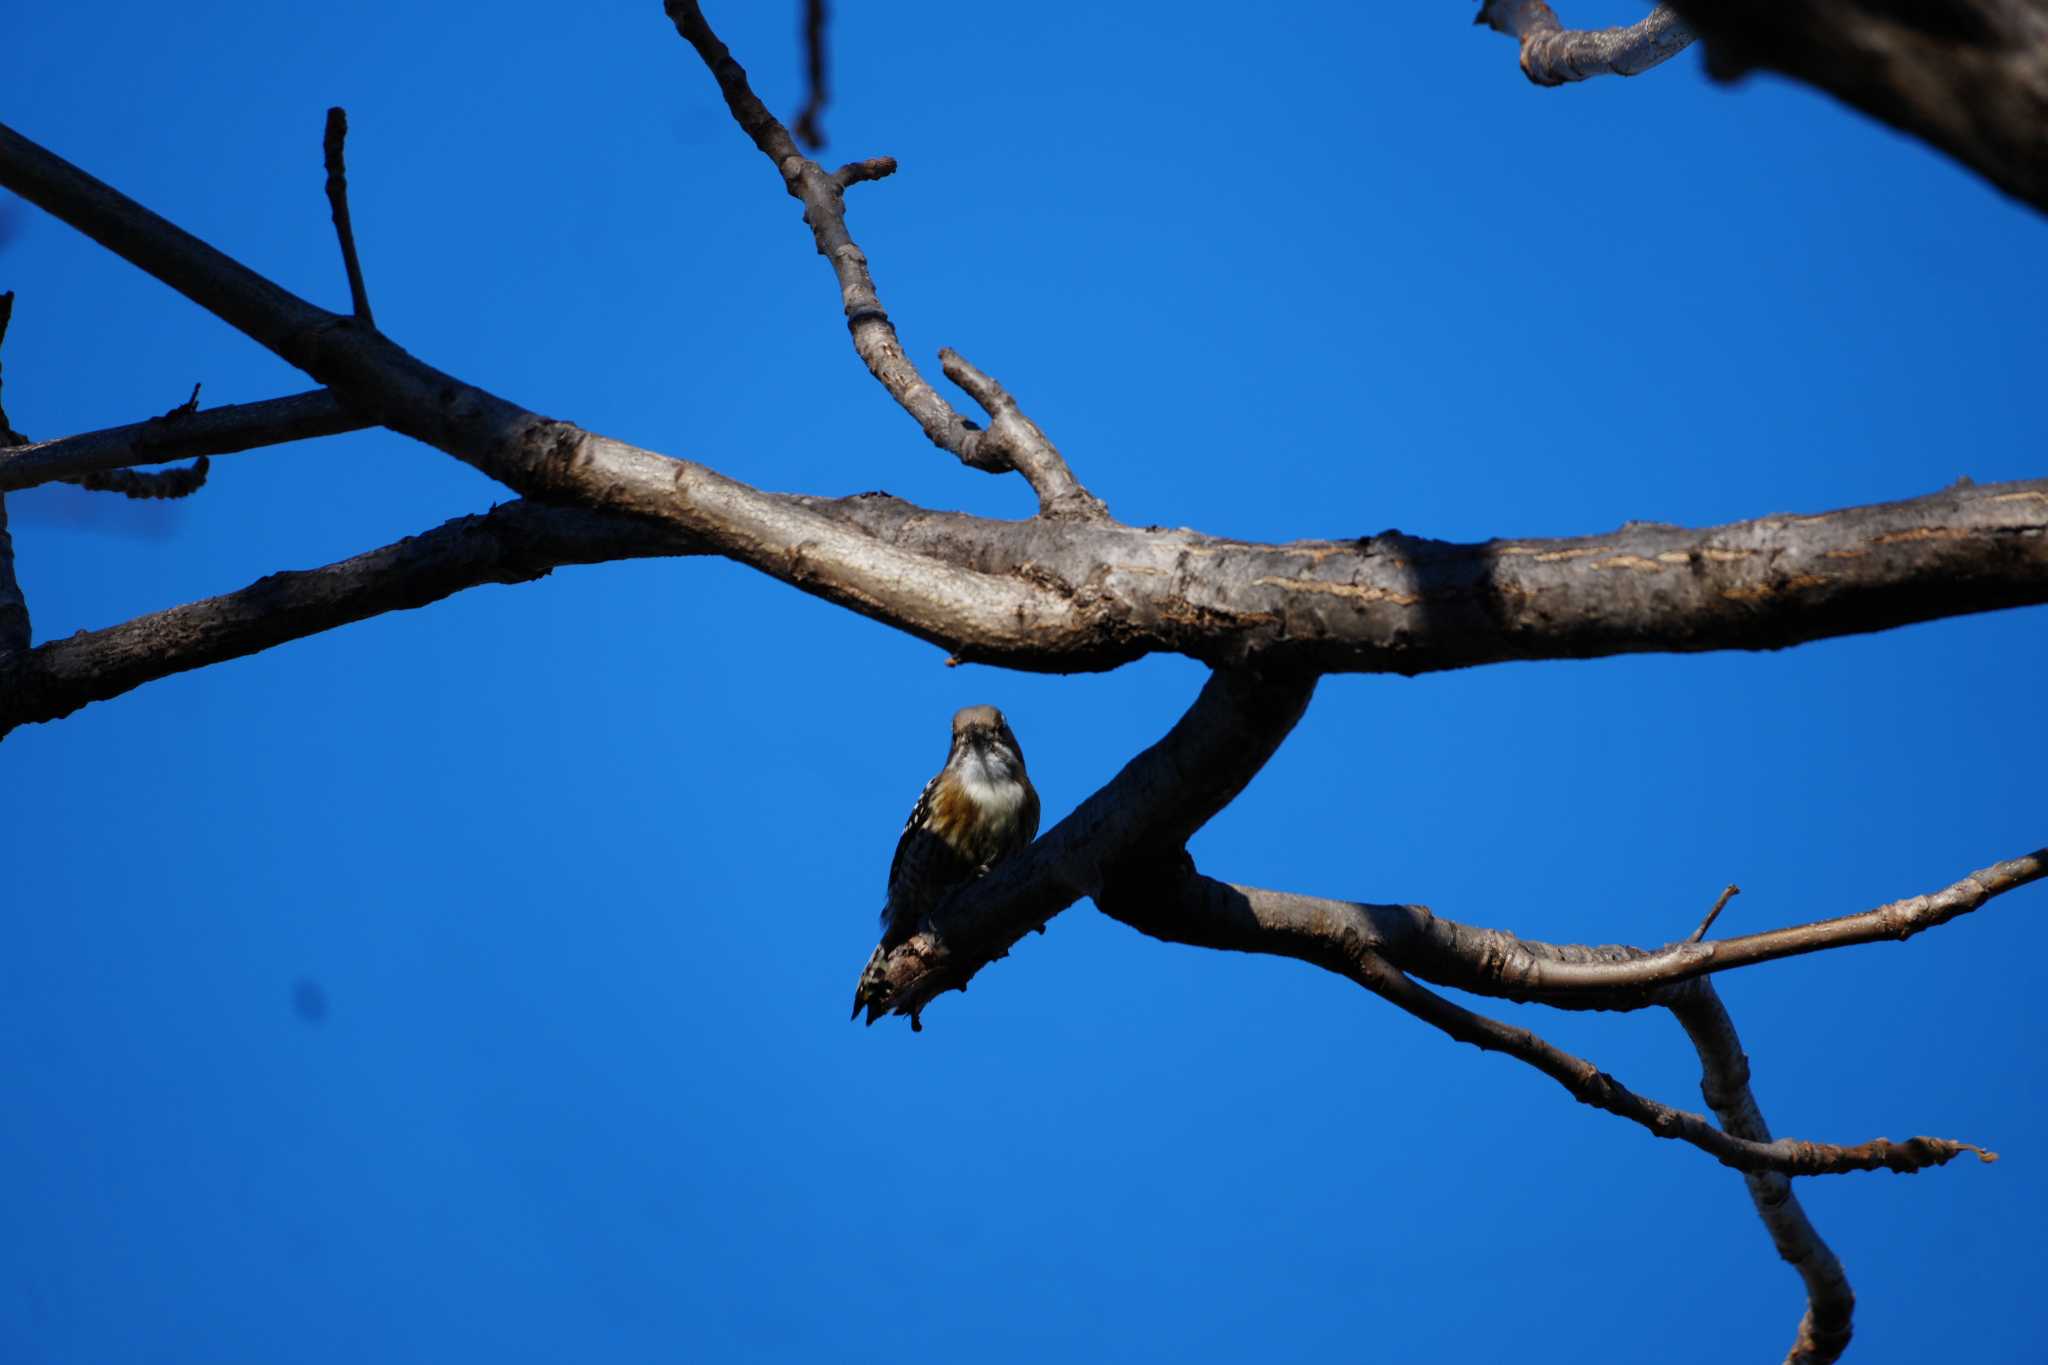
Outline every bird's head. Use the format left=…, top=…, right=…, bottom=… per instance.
left=950, top=704, right=1026, bottom=777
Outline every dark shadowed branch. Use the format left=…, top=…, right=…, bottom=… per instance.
left=322, top=107, right=375, bottom=324
left=1478, top=0, right=2048, bottom=218
left=791, top=0, right=828, bottom=149
left=1668, top=0, right=2048, bottom=215
left=68, top=457, right=210, bottom=499
left=1477, top=1, right=1696, bottom=83
left=0, top=290, right=29, bottom=654
left=854, top=667, right=1317, bottom=1025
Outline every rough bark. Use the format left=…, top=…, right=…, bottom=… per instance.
left=1477, top=2, right=1698, bottom=83
left=1668, top=1, right=2048, bottom=215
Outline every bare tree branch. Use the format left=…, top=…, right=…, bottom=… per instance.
left=1348, top=946, right=1984, bottom=1177
left=0, top=389, right=367, bottom=493
left=322, top=107, right=375, bottom=325
left=0, top=290, right=31, bottom=655
left=1672, top=985, right=1855, bottom=1365
left=1673, top=0, right=2048, bottom=215
left=791, top=0, right=828, bottom=150
left=2, top=118, right=2044, bottom=701
left=662, top=0, right=1110, bottom=522
left=0, top=499, right=702, bottom=735
left=68, top=457, right=210, bottom=500
left=1689, top=882, right=1741, bottom=942
left=1477, top=1, right=1697, bottom=84
left=855, top=667, right=1318, bottom=1026
left=1094, top=854, right=1988, bottom=1177
left=1092, top=849, right=2046, bottom=1009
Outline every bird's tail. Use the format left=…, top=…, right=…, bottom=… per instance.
left=849, top=939, right=891, bottom=1024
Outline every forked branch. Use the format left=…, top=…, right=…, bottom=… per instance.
left=662, top=0, right=1108, bottom=521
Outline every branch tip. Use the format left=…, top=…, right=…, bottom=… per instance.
left=321, top=105, right=375, bottom=324
left=1689, top=883, right=1740, bottom=943
left=832, top=155, right=897, bottom=189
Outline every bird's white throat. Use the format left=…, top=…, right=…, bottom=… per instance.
left=958, top=750, right=1027, bottom=819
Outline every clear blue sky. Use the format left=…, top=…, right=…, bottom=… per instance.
left=4, top=4, right=2044, bottom=1362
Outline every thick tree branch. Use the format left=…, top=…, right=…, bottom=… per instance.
left=1672, top=985, right=1856, bottom=1365
left=0, top=390, right=367, bottom=493
left=1477, top=2, right=1697, bottom=84
left=854, top=667, right=1318, bottom=1025
left=662, top=0, right=1109, bottom=522
left=2, top=119, right=2043, bottom=740
left=0, top=499, right=702, bottom=735
left=1616, top=0, right=2048, bottom=217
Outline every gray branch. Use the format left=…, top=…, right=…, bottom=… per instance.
left=662, top=0, right=1109, bottom=522
left=1091, top=857, right=2002, bottom=1168
left=0, top=390, right=367, bottom=493
left=1, top=119, right=2042, bottom=722
left=1479, top=0, right=2048, bottom=218
left=1088, top=849, right=2045, bottom=1011
left=0, top=500, right=701, bottom=734
left=1672, top=987, right=1856, bottom=1365
left=1477, top=2, right=1697, bottom=84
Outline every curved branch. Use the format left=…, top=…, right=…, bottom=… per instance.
left=1095, top=853, right=1989, bottom=1177
left=1478, top=2, right=1697, bottom=84
left=663, top=0, right=1108, bottom=521
left=855, top=667, right=1317, bottom=1025
left=1672, top=985, right=1855, bottom=1365
left=1094, top=848, right=2047, bottom=1010
left=1, top=118, right=2043, bottom=723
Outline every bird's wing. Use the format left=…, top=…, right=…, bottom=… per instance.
left=1013, top=782, right=1041, bottom=859
left=885, top=771, right=942, bottom=895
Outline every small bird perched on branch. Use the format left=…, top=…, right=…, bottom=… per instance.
left=851, top=704, right=1040, bottom=1024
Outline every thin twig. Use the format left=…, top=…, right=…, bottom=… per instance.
left=1122, top=853, right=2048, bottom=1006
left=1476, top=1, right=1696, bottom=85
left=1689, top=883, right=1740, bottom=943
left=832, top=156, right=896, bottom=190
left=1098, top=859, right=1994, bottom=1178
left=322, top=107, right=374, bottom=325
left=1671, top=984, right=1856, bottom=1365
left=663, top=1, right=1109, bottom=521
left=1340, top=948, right=1987, bottom=1177
left=791, top=0, right=828, bottom=150
left=0, top=389, right=365, bottom=492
